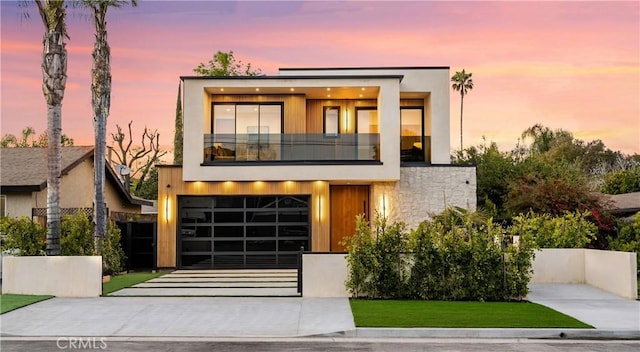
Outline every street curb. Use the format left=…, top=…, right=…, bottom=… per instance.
left=345, top=328, right=640, bottom=340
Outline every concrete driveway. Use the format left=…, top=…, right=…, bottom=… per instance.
left=528, top=283, right=640, bottom=330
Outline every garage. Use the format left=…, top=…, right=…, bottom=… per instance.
left=178, top=195, right=310, bottom=269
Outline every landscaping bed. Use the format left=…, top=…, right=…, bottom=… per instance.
left=350, top=300, right=592, bottom=328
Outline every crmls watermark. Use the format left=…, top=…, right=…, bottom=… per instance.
left=56, top=337, right=108, bottom=350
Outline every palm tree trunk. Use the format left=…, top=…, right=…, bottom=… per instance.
left=42, top=27, right=67, bottom=256
left=460, top=93, right=464, bottom=151
left=92, top=7, right=110, bottom=251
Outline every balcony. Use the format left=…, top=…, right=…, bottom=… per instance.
left=203, top=134, right=380, bottom=163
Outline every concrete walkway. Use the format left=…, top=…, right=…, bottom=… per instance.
left=0, top=297, right=355, bottom=338
left=528, top=283, right=640, bottom=330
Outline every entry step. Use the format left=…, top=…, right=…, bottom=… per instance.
left=109, top=287, right=299, bottom=297
left=135, top=281, right=296, bottom=288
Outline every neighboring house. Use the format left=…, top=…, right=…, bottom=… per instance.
left=0, top=146, right=151, bottom=223
left=158, top=66, right=477, bottom=269
left=605, top=192, right=640, bottom=220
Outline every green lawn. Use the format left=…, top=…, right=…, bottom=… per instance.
left=1, top=294, right=53, bottom=314
left=102, top=272, right=165, bottom=295
left=350, top=300, right=592, bottom=328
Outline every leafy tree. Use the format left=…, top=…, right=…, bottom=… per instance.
left=110, top=121, right=166, bottom=198
left=453, top=140, right=517, bottom=215
left=81, top=0, right=138, bottom=251
left=132, top=166, right=158, bottom=200
left=173, top=83, right=183, bottom=164
left=451, top=69, right=473, bottom=150
left=602, top=167, right=640, bottom=194
left=193, top=50, right=262, bottom=76
left=1, top=127, right=74, bottom=147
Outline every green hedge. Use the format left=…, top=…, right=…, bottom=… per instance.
left=344, top=208, right=536, bottom=301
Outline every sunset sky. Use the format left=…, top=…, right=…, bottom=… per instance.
left=1, top=0, right=638, bottom=155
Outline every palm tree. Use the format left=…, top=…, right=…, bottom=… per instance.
left=82, top=0, right=137, bottom=251
left=451, top=69, right=474, bottom=150
left=35, top=0, right=68, bottom=256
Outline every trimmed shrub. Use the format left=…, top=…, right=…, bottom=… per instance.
left=99, top=222, right=126, bottom=275
left=511, top=211, right=597, bottom=248
left=0, top=217, right=46, bottom=256
left=61, top=213, right=94, bottom=256
left=345, top=209, right=536, bottom=301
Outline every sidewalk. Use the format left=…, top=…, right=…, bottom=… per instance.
left=0, top=297, right=354, bottom=338
left=1, top=284, right=638, bottom=339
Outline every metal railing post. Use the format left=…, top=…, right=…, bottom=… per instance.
left=297, top=246, right=304, bottom=295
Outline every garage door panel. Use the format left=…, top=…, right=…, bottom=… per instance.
left=179, top=195, right=310, bottom=269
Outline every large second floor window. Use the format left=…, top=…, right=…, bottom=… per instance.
left=210, top=103, right=283, bottom=161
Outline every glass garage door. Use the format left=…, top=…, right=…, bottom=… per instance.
left=178, top=195, right=310, bottom=269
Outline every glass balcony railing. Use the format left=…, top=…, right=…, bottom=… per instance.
left=204, top=134, right=380, bottom=162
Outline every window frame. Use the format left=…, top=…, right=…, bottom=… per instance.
left=322, top=106, right=341, bottom=137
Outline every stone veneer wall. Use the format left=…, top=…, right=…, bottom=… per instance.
left=371, top=166, right=477, bottom=230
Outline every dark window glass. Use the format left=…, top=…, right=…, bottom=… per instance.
left=246, top=226, right=277, bottom=237
left=279, top=211, right=309, bottom=223
left=181, top=255, right=211, bottom=267
left=278, top=254, right=297, bottom=266
left=246, top=211, right=277, bottom=223
left=278, top=196, right=308, bottom=208
left=214, top=226, right=243, bottom=238
left=214, top=196, right=244, bottom=208
left=279, top=225, right=309, bottom=237
left=246, top=196, right=277, bottom=208
left=247, top=240, right=276, bottom=252
left=214, top=211, right=244, bottom=223
left=246, top=255, right=277, bottom=266
left=215, top=241, right=244, bottom=252
left=180, top=210, right=211, bottom=224
left=182, top=240, right=212, bottom=253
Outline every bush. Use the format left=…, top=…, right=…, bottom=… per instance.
left=345, top=209, right=536, bottom=301
left=99, top=222, right=126, bottom=275
left=602, top=167, right=640, bottom=194
left=608, top=213, right=640, bottom=279
left=0, top=217, right=45, bottom=256
left=511, top=211, right=597, bottom=248
left=344, top=214, right=409, bottom=298
left=61, top=213, right=94, bottom=256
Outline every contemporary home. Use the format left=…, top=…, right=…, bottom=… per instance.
left=158, top=67, right=477, bottom=270
left=0, top=146, right=151, bottom=223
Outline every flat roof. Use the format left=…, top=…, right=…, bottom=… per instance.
left=180, top=74, right=404, bottom=81
left=279, top=66, right=449, bottom=71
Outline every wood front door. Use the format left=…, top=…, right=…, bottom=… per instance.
left=330, top=185, right=369, bottom=252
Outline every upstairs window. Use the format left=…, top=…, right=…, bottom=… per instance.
left=401, top=107, right=425, bottom=162
left=323, top=106, right=340, bottom=136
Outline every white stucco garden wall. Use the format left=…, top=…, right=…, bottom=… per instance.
left=302, top=254, right=349, bottom=297
left=371, top=166, right=477, bottom=230
left=531, top=249, right=637, bottom=299
left=2, top=256, right=102, bottom=297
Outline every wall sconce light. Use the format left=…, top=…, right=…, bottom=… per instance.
left=382, top=194, right=387, bottom=218
left=164, top=196, right=171, bottom=223
left=317, top=195, right=322, bottom=221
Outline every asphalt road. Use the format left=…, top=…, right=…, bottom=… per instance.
left=2, top=339, right=640, bottom=352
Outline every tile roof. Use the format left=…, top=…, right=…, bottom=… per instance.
left=0, top=146, right=93, bottom=189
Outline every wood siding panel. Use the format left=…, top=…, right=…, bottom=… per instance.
left=306, top=99, right=377, bottom=134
